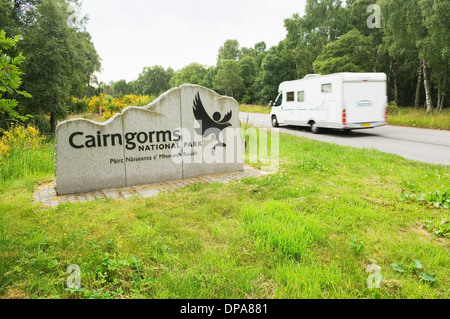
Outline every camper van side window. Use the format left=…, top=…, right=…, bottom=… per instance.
left=321, top=83, right=332, bottom=93
left=287, top=92, right=295, bottom=102
left=298, top=91, right=305, bottom=102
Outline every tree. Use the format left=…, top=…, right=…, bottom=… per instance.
left=170, top=63, right=208, bottom=87
left=238, top=56, right=258, bottom=103
left=0, top=1, right=15, bottom=37
left=20, top=0, right=78, bottom=132
left=112, top=79, right=132, bottom=96
left=380, top=0, right=423, bottom=106
left=253, top=41, right=267, bottom=69
left=70, top=31, right=101, bottom=98
left=254, top=42, right=297, bottom=104
left=313, top=29, right=373, bottom=74
left=0, top=30, right=31, bottom=126
left=254, top=41, right=267, bottom=55
left=418, top=0, right=449, bottom=113
left=218, top=39, right=241, bottom=62
left=202, top=66, right=217, bottom=89
left=284, top=0, right=348, bottom=78
left=381, top=0, right=449, bottom=112
left=0, top=0, right=42, bottom=37
left=213, top=59, right=243, bottom=98
left=7, top=0, right=101, bottom=132
left=134, top=65, right=174, bottom=96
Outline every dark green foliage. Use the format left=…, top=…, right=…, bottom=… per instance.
left=1, top=0, right=101, bottom=133
left=213, top=59, right=243, bottom=97
left=112, top=80, right=133, bottom=97
left=134, top=65, right=174, bottom=96
left=20, top=0, right=73, bottom=132
left=313, top=29, right=374, bottom=74
left=218, top=39, right=241, bottom=61
left=0, top=30, right=31, bottom=125
left=255, top=43, right=297, bottom=104
left=169, top=62, right=210, bottom=88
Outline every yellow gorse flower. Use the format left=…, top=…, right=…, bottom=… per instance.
left=102, top=109, right=117, bottom=121
left=0, top=124, right=47, bottom=164
left=78, top=94, right=156, bottom=120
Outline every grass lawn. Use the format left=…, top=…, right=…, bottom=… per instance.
left=0, top=130, right=449, bottom=299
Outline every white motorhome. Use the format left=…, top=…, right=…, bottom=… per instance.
left=270, top=73, right=388, bottom=133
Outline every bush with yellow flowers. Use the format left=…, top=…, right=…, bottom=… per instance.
left=0, top=124, right=45, bottom=157
left=101, top=94, right=156, bottom=120
left=0, top=123, right=53, bottom=181
left=87, top=93, right=108, bottom=113
left=102, top=109, right=117, bottom=121
left=68, top=94, right=157, bottom=120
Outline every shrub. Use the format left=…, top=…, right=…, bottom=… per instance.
left=88, top=93, right=108, bottom=113
left=0, top=124, right=53, bottom=181
left=68, top=97, right=89, bottom=114
left=387, top=101, right=399, bottom=115
left=101, top=95, right=156, bottom=120
left=67, top=94, right=157, bottom=121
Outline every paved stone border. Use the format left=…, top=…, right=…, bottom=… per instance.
left=34, top=166, right=269, bottom=208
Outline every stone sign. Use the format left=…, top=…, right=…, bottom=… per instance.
left=55, top=84, right=244, bottom=195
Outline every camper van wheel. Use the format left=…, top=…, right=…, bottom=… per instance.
left=272, top=116, right=279, bottom=128
left=310, top=122, right=320, bottom=134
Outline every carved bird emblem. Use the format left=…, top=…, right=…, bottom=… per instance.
left=193, top=92, right=232, bottom=148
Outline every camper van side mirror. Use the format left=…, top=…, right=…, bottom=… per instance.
left=269, top=100, right=273, bottom=107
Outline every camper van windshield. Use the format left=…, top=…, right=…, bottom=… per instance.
left=274, top=94, right=283, bottom=107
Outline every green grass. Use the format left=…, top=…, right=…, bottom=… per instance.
left=388, top=107, right=450, bottom=130
left=0, top=136, right=54, bottom=182
left=240, top=104, right=272, bottom=114
left=0, top=130, right=449, bottom=299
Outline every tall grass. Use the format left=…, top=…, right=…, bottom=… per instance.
left=0, top=125, right=54, bottom=183
left=240, top=104, right=272, bottom=114
left=388, top=107, right=450, bottom=130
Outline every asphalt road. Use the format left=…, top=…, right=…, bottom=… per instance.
left=239, top=112, right=450, bottom=166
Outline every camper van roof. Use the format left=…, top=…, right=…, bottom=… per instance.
left=278, top=72, right=387, bottom=92
left=302, top=73, right=386, bottom=81
left=303, top=74, right=322, bottom=79
left=336, top=72, right=387, bottom=81
left=280, top=73, right=386, bottom=86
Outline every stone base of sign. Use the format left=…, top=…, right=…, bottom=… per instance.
left=34, top=165, right=269, bottom=207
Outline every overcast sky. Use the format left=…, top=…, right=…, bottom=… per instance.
left=80, top=0, right=307, bottom=84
